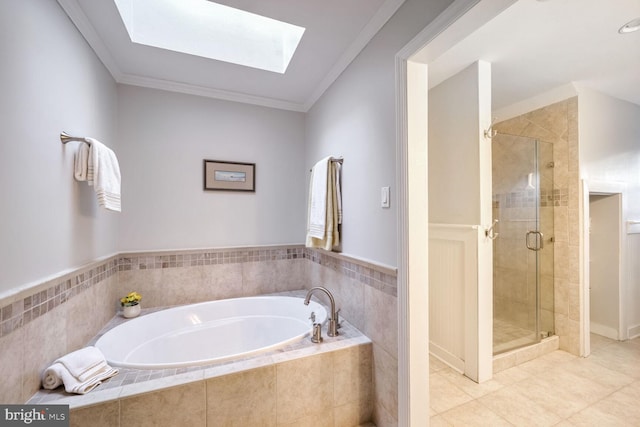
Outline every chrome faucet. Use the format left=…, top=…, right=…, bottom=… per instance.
left=304, top=286, right=339, bottom=337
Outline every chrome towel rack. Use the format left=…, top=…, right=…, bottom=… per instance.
left=60, top=131, right=91, bottom=145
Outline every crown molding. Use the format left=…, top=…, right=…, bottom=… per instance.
left=56, top=0, right=123, bottom=81
left=117, top=74, right=307, bottom=112
left=303, top=0, right=406, bottom=111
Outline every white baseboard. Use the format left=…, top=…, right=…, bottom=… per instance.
left=628, top=324, right=640, bottom=340
left=590, top=321, right=618, bottom=340
left=429, top=341, right=464, bottom=374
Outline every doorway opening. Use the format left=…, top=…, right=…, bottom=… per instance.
left=588, top=193, right=622, bottom=341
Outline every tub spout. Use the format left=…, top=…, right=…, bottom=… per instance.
left=304, top=286, right=339, bottom=337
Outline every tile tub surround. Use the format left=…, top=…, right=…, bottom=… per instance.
left=0, top=257, right=120, bottom=403
left=29, top=299, right=374, bottom=427
left=0, top=244, right=397, bottom=424
left=116, top=246, right=399, bottom=425
left=305, top=252, right=398, bottom=427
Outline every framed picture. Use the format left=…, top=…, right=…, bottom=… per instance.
left=203, top=160, right=255, bottom=192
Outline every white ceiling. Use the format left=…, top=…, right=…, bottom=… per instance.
left=57, top=0, right=405, bottom=112
left=428, top=0, right=640, bottom=112
left=59, top=0, right=639, bottom=114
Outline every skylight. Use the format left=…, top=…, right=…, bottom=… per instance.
left=113, top=0, right=305, bottom=73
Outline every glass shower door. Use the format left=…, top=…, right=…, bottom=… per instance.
left=492, top=134, right=554, bottom=354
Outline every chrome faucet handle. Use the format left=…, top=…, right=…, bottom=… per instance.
left=311, top=323, right=323, bottom=343
left=335, top=308, right=342, bottom=329
left=309, top=311, right=316, bottom=323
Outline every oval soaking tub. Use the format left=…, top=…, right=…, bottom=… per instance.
left=95, top=296, right=327, bottom=369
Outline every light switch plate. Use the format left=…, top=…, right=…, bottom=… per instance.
left=381, top=186, right=390, bottom=208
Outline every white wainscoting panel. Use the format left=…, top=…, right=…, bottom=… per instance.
left=429, top=224, right=479, bottom=378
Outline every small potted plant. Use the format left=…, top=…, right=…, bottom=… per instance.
left=120, top=291, right=142, bottom=318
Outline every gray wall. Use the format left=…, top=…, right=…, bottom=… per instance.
left=0, top=0, right=306, bottom=294
left=0, top=0, right=119, bottom=293
left=305, top=0, right=455, bottom=268
left=116, top=85, right=306, bottom=252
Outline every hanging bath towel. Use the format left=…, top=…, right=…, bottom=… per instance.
left=306, top=156, right=341, bottom=251
left=74, top=138, right=121, bottom=212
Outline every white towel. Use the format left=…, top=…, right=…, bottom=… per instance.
left=42, top=346, right=118, bottom=394
left=306, top=157, right=342, bottom=251
left=74, top=142, right=89, bottom=182
left=86, top=138, right=121, bottom=212
left=307, top=157, right=331, bottom=239
left=74, top=138, right=121, bottom=212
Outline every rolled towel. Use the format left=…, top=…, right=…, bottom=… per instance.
left=42, top=363, right=65, bottom=390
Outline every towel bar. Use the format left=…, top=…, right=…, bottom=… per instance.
left=60, top=131, right=90, bottom=145
left=309, top=157, right=343, bottom=172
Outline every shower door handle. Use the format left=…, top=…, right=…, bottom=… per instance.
left=526, top=231, right=544, bottom=251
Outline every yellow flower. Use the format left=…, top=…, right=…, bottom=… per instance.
left=120, top=291, right=142, bottom=306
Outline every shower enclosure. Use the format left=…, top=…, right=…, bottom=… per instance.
left=492, top=134, right=554, bottom=354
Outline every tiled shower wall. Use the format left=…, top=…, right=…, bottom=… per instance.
left=0, top=245, right=398, bottom=425
left=495, top=97, right=581, bottom=355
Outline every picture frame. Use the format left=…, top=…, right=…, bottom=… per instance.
left=203, top=160, right=255, bottom=192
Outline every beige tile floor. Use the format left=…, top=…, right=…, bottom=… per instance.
left=430, top=334, right=640, bottom=426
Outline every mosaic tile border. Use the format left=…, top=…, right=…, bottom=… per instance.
left=0, top=259, right=118, bottom=339
left=306, top=249, right=397, bottom=297
left=0, top=246, right=397, bottom=339
left=118, top=246, right=306, bottom=271
left=119, top=246, right=397, bottom=297
left=493, top=187, right=569, bottom=209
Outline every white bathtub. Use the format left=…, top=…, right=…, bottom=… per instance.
left=95, top=296, right=327, bottom=369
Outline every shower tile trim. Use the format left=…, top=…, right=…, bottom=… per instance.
left=493, top=187, right=569, bottom=209
left=0, top=245, right=397, bottom=340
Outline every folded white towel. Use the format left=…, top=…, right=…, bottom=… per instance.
left=307, top=157, right=332, bottom=239
left=55, top=346, right=107, bottom=381
left=42, top=346, right=118, bottom=394
left=85, top=138, right=121, bottom=212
